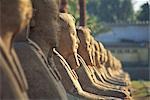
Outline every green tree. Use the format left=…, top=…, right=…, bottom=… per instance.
left=118, top=0, right=134, bottom=22
left=86, top=15, right=110, bottom=36
left=68, top=0, right=79, bottom=19
left=137, top=2, right=149, bottom=21
left=87, top=0, right=134, bottom=23
left=68, top=0, right=110, bottom=35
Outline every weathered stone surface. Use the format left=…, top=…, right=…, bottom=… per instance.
left=14, top=0, right=68, bottom=99
left=76, top=27, right=131, bottom=99
left=57, top=13, right=80, bottom=69
left=0, top=0, right=32, bottom=99
left=14, top=42, right=67, bottom=99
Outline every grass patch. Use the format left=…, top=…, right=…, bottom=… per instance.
left=132, top=81, right=150, bottom=100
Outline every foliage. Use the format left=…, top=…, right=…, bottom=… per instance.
left=86, top=15, right=110, bottom=36
left=87, top=0, right=134, bottom=23
left=68, top=0, right=142, bottom=35
left=68, top=0, right=110, bottom=36
left=137, top=2, right=149, bottom=21
left=132, top=81, right=150, bottom=99
left=68, top=0, right=79, bottom=19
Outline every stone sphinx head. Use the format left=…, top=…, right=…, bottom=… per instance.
left=92, top=39, right=101, bottom=68
left=0, top=0, right=32, bottom=99
left=105, top=50, right=114, bottom=68
left=90, top=36, right=97, bottom=66
left=98, top=42, right=108, bottom=65
left=117, top=59, right=123, bottom=70
left=112, top=57, right=121, bottom=71
left=77, top=27, right=94, bottom=66
left=0, top=0, right=32, bottom=49
left=29, top=0, right=60, bottom=57
left=57, top=13, right=80, bottom=69
left=116, top=59, right=125, bottom=74
left=111, top=56, right=116, bottom=70
left=103, top=48, right=108, bottom=65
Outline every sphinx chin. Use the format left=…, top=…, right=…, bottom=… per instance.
left=67, top=53, right=80, bottom=69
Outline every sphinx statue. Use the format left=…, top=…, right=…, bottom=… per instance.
left=93, top=42, right=126, bottom=84
left=76, top=26, right=131, bottom=99
left=14, top=0, right=68, bottom=99
left=106, top=53, right=131, bottom=84
left=52, top=13, right=122, bottom=99
left=89, top=39, right=132, bottom=95
left=0, top=0, right=32, bottom=99
left=104, top=50, right=130, bottom=85
left=92, top=42, right=131, bottom=93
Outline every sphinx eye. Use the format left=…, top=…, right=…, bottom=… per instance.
left=70, top=29, right=76, bottom=35
left=88, top=44, right=91, bottom=48
left=72, top=32, right=75, bottom=35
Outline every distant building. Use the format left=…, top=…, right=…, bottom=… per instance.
left=104, top=43, right=149, bottom=67
left=95, top=22, right=149, bottom=67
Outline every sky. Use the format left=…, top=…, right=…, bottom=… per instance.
left=132, top=0, right=150, bottom=12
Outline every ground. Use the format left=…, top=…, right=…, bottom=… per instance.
left=132, top=81, right=150, bottom=100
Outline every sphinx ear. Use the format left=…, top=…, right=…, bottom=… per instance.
left=58, top=13, right=65, bottom=24
left=58, top=13, right=69, bottom=29
left=59, top=13, right=64, bottom=22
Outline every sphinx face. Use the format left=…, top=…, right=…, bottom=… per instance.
left=19, top=0, right=33, bottom=33
left=112, top=57, right=117, bottom=70
left=103, top=48, right=108, bottom=65
left=30, top=0, right=60, bottom=52
left=105, top=50, right=108, bottom=63
left=113, top=57, right=121, bottom=71
left=67, top=27, right=80, bottom=69
left=58, top=13, right=80, bottom=69
left=117, top=60, right=122, bottom=70
left=90, top=36, right=96, bottom=66
left=107, top=50, right=113, bottom=68
left=93, top=40, right=101, bottom=68
left=77, top=27, right=94, bottom=66
left=98, top=42, right=107, bottom=65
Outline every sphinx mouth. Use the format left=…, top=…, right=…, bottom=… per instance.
left=66, top=52, right=80, bottom=69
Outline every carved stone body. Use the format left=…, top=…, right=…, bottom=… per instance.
left=0, top=0, right=32, bottom=99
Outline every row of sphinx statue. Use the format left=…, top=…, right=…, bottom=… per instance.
left=0, top=0, right=132, bottom=99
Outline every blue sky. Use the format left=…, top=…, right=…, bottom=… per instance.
left=132, top=0, right=150, bottom=11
